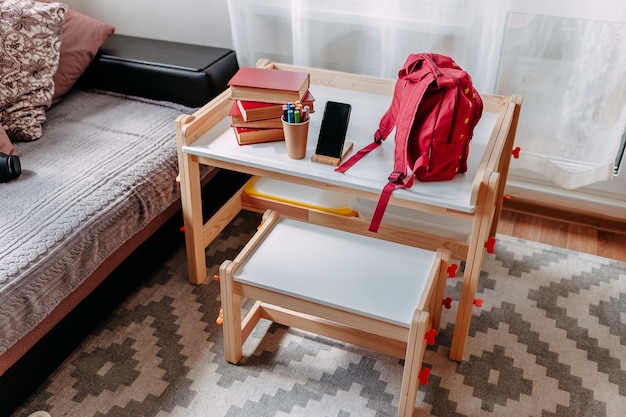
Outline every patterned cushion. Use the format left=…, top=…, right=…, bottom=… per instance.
left=0, top=0, right=67, bottom=142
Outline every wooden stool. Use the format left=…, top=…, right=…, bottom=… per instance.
left=219, top=210, right=450, bottom=417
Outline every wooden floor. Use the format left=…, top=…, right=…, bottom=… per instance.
left=497, top=207, right=626, bottom=262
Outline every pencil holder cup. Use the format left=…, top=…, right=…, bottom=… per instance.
left=282, top=118, right=310, bottom=159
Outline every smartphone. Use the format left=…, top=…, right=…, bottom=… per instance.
left=315, top=101, right=352, bottom=158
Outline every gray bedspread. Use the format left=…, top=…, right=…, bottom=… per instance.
left=0, top=90, right=198, bottom=357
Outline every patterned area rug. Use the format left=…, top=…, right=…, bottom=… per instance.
left=13, top=211, right=626, bottom=417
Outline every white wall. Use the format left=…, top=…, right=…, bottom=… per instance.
left=62, top=0, right=233, bottom=49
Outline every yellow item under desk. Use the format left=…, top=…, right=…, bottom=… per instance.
left=242, top=176, right=357, bottom=216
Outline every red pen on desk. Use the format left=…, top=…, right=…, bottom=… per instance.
left=302, top=105, right=309, bottom=122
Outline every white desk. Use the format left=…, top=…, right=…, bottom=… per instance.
left=184, top=84, right=499, bottom=214
left=176, top=61, right=522, bottom=361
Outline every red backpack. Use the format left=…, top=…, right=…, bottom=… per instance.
left=335, top=53, right=483, bottom=232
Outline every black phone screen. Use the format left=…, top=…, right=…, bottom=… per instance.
left=315, top=101, right=351, bottom=158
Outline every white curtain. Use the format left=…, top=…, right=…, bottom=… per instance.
left=227, top=0, right=626, bottom=189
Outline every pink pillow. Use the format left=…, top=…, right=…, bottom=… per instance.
left=52, top=9, right=115, bottom=102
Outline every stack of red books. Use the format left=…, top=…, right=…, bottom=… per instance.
left=227, top=67, right=315, bottom=145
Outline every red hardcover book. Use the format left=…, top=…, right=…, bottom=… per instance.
left=232, top=126, right=285, bottom=145
left=237, top=91, right=315, bottom=122
left=228, top=67, right=310, bottom=104
left=229, top=102, right=283, bottom=128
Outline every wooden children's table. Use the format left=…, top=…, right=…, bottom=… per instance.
left=175, top=60, right=522, bottom=361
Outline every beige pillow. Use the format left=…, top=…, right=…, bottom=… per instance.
left=52, top=9, right=115, bottom=103
left=0, top=0, right=66, bottom=142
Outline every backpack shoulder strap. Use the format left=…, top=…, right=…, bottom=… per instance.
left=390, top=71, right=433, bottom=177
left=335, top=54, right=433, bottom=174
left=368, top=59, right=437, bottom=232
left=334, top=76, right=405, bottom=173
left=333, top=54, right=438, bottom=232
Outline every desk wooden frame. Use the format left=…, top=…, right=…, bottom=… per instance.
left=175, top=60, right=522, bottom=361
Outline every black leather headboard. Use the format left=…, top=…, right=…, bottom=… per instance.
left=79, top=34, right=239, bottom=107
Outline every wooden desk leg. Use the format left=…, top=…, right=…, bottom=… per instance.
left=490, top=96, right=522, bottom=239
left=179, top=154, right=208, bottom=285
left=449, top=173, right=500, bottom=361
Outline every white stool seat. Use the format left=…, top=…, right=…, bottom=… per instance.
left=235, top=216, right=436, bottom=327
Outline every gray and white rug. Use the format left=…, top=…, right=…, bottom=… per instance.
left=13, top=211, right=626, bottom=417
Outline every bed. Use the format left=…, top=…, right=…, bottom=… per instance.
left=1, top=89, right=199, bottom=371
left=0, top=2, right=239, bottom=414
